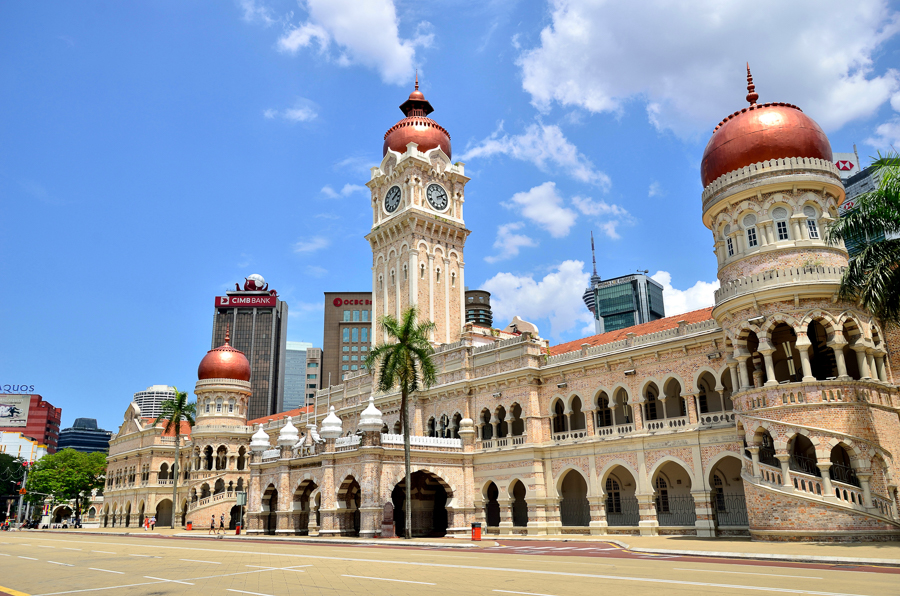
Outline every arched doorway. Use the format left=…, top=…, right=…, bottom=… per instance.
left=605, top=467, right=639, bottom=526
left=483, top=482, right=501, bottom=528
left=709, top=456, right=747, bottom=528
left=391, top=471, right=450, bottom=537
left=510, top=480, right=528, bottom=527
left=337, top=477, right=361, bottom=537
left=204, top=445, right=214, bottom=471
left=123, top=502, right=132, bottom=527
left=789, top=434, right=820, bottom=477
left=138, top=502, right=145, bottom=527
left=53, top=506, right=73, bottom=524
left=156, top=499, right=173, bottom=527
left=229, top=505, right=242, bottom=530
left=652, top=461, right=695, bottom=527
left=293, top=480, right=318, bottom=535
left=559, top=470, right=590, bottom=527
left=262, top=484, right=278, bottom=535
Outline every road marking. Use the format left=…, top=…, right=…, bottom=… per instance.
left=18, top=556, right=37, bottom=560
left=90, top=551, right=116, bottom=554
left=227, top=591, right=276, bottom=596
left=130, top=554, right=160, bottom=557
left=89, top=568, right=124, bottom=574
left=515, top=559, right=616, bottom=566
left=0, top=553, right=10, bottom=556
left=144, top=576, right=195, bottom=586
left=343, top=575, right=436, bottom=585
left=33, top=580, right=168, bottom=595
left=0, top=584, right=31, bottom=596
left=36, top=546, right=55, bottom=549
left=494, top=591, right=558, bottom=596
left=47, top=561, right=73, bottom=567
left=244, top=565, right=310, bottom=572
left=673, top=568, right=823, bottom=580
left=61, top=548, right=81, bottom=551
left=180, top=559, right=222, bottom=564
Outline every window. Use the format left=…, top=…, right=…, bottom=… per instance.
left=451, top=271, right=456, bottom=287
left=804, top=206, right=819, bottom=239
left=307, top=374, right=317, bottom=379
left=351, top=365, right=358, bottom=370
left=743, top=214, right=758, bottom=248
left=403, top=264, right=408, bottom=280
left=342, top=328, right=350, bottom=342
left=360, top=345, right=368, bottom=352
left=353, top=310, right=360, bottom=321
left=342, top=346, right=349, bottom=352
left=726, top=237, right=734, bottom=257
left=228, top=403, right=233, bottom=413
left=351, top=328, right=359, bottom=342
left=307, top=362, right=318, bottom=368
left=773, top=207, right=789, bottom=240
left=216, top=403, right=222, bottom=412
left=378, top=275, right=383, bottom=290
left=307, top=383, right=317, bottom=389
left=361, top=310, right=369, bottom=322
left=351, top=346, right=359, bottom=352
left=342, top=355, right=349, bottom=361
left=436, top=268, right=441, bottom=283
left=361, top=328, right=369, bottom=342
left=342, top=365, right=349, bottom=371
left=205, top=404, right=210, bottom=413
left=343, top=310, right=351, bottom=322
left=391, top=271, right=395, bottom=286
left=351, top=355, right=358, bottom=361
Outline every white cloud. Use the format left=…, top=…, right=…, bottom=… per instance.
left=276, top=0, right=432, bottom=85
left=865, top=116, right=900, bottom=149
left=305, top=265, right=328, bottom=278
left=334, top=155, right=375, bottom=173
left=483, top=260, right=591, bottom=339
left=321, top=183, right=367, bottom=199
left=263, top=98, right=318, bottom=122
left=518, top=0, right=900, bottom=136
left=293, top=236, right=330, bottom=253
left=502, top=182, right=577, bottom=238
left=651, top=271, right=719, bottom=317
left=485, top=222, right=538, bottom=263
left=597, top=220, right=620, bottom=240
left=239, top=0, right=275, bottom=25
left=648, top=182, right=662, bottom=197
left=571, top=195, right=631, bottom=239
left=460, top=122, right=610, bottom=187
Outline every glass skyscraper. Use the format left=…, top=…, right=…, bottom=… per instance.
left=283, top=341, right=313, bottom=411
left=592, top=273, right=666, bottom=334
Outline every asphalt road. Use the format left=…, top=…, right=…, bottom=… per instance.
left=0, top=533, right=897, bottom=596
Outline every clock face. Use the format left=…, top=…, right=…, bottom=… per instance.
left=384, top=186, right=401, bottom=213
left=426, top=184, right=448, bottom=211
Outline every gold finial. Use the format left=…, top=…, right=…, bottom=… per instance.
left=225, top=324, right=231, bottom=346
left=415, top=69, right=419, bottom=91
left=746, top=62, right=759, bottom=106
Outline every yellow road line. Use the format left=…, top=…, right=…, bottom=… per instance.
left=0, top=585, right=31, bottom=596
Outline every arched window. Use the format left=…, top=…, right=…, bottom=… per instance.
left=605, top=478, right=621, bottom=514
left=743, top=214, right=758, bottom=248
left=552, top=400, right=567, bottom=433
left=596, top=394, right=612, bottom=428
left=655, top=476, right=669, bottom=513
left=451, top=271, right=456, bottom=287
left=435, top=268, right=441, bottom=283
left=803, top=205, right=819, bottom=239
left=724, top=225, right=734, bottom=257
left=403, top=264, right=408, bottom=281
left=772, top=207, right=790, bottom=241
left=420, top=263, right=426, bottom=279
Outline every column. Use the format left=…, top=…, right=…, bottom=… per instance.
left=874, top=353, right=888, bottom=382
left=408, top=249, right=419, bottom=308
left=866, top=351, right=877, bottom=382
left=776, top=454, right=793, bottom=490
left=395, top=253, right=402, bottom=319
left=798, top=346, right=815, bottom=382
left=443, top=257, right=451, bottom=343
left=458, top=260, right=465, bottom=332
left=588, top=492, right=607, bottom=535
left=760, top=349, right=777, bottom=386
left=853, top=347, right=871, bottom=379
left=748, top=447, right=761, bottom=478
left=858, top=472, right=874, bottom=510
left=828, top=341, right=849, bottom=378
left=498, top=498, right=513, bottom=535
left=427, top=254, right=435, bottom=342
left=371, top=265, right=378, bottom=343
left=693, top=490, right=715, bottom=538
left=735, top=355, right=751, bottom=390
left=817, top=462, right=835, bottom=500
left=636, top=493, right=659, bottom=536
left=728, top=361, right=740, bottom=394
left=790, top=215, right=804, bottom=240
left=382, top=260, right=389, bottom=342
left=684, top=393, right=698, bottom=424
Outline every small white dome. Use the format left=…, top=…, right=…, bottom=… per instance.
left=277, top=415, right=299, bottom=446
left=250, top=424, right=271, bottom=452
left=358, top=396, right=383, bottom=432
left=306, top=421, right=323, bottom=443
left=319, top=406, right=343, bottom=439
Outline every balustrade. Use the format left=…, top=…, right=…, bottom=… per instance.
left=551, top=429, right=588, bottom=442
left=832, top=480, right=865, bottom=507
left=261, top=449, right=280, bottom=462
left=699, top=411, right=735, bottom=425
left=598, top=423, right=634, bottom=437
left=791, top=469, right=824, bottom=496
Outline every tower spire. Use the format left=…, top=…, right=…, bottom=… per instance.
left=591, top=231, right=598, bottom=277
left=746, top=62, right=758, bottom=106
left=415, top=69, right=419, bottom=91
left=225, top=324, right=231, bottom=346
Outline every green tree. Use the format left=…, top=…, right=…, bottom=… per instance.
left=826, top=153, right=900, bottom=327
left=154, top=387, right=196, bottom=529
left=26, top=449, right=106, bottom=523
left=365, top=306, right=437, bottom=539
left=0, top=454, right=25, bottom=521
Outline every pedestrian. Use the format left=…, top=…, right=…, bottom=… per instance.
left=219, top=513, right=225, bottom=534
left=143, top=517, right=149, bottom=531
left=150, top=516, right=156, bottom=531
left=209, top=514, right=215, bottom=534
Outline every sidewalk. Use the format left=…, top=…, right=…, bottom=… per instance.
left=24, top=527, right=900, bottom=565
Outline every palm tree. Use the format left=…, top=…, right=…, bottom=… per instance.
left=154, top=388, right=196, bottom=529
left=825, top=152, right=900, bottom=327
left=365, top=306, right=437, bottom=539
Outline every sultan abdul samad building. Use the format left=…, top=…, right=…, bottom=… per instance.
left=103, top=69, right=900, bottom=542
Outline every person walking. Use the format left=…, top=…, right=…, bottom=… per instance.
left=150, top=516, right=156, bottom=531
left=219, top=513, right=225, bottom=535
left=143, top=516, right=149, bottom=531
left=209, top=514, right=215, bottom=535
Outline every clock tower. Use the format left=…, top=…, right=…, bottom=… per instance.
left=366, top=79, right=471, bottom=345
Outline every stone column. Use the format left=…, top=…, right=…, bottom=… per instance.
left=817, top=462, right=835, bottom=500
left=371, top=265, right=378, bottom=345
left=408, top=249, right=418, bottom=308
left=759, top=348, right=778, bottom=386
left=853, top=347, right=871, bottom=379
left=584, top=407, right=596, bottom=435
left=866, top=351, right=878, bottom=382
left=458, top=260, right=466, bottom=335
left=588, top=493, right=607, bottom=536
left=748, top=447, right=761, bottom=478
left=636, top=493, right=659, bottom=536
left=858, top=472, right=874, bottom=510
left=790, top=215, right=804, bottom=240
left=874, top=353, right=888, bottom=382
left=498, top=498, right=513, bottom=535
left=413, top=399, right=424, bottom=437
left=684, top=393, right=698, bottom=424
left=828, top=340, right=850, bottom=379
left=427, top=254, right=435, bottom=342
left=795, top=335, right=815, bottom=382
left=727, top=361, right=740, bottom=394
left=735, top=355, right=751, bottom=390
left=443, top=257, right=451, bottom=342
left=307, top=500, right=320, bottom=536
left=693, top=490, right=715, bottom=538
left=775, top=454, right=793, bottom=490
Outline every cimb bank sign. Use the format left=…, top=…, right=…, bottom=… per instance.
left=215, top=296, right=278, bottom=307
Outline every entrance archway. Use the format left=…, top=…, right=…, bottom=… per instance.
left=293, top=480, right=318, bottom=535
left=156, top=499, right=173, bottom=527
left=392, top=471, right=451, bottom=537
left=510, top=480, right=528, bottom=527
left=123, top=502, right=132, bottom=527
left=53, top=506, right=73, bottom=524
left=709, top=456, right=747, bottom=528
left=262, top=484, right=278, bottom=535
left=338, top=477, right=361, bottom=537
left=604, top=466, right=638, bottom=526
left=483, top=482, right=500, bottom=527
left=651, top=461, right=695, bottom=526
left=559, top=470, right=589, bottom=526
left=229, top=505, right=242, bottom=530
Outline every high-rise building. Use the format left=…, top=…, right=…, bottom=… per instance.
left=132, top=385, right=175, bottom=420
left=465, top=290, right=493, bottom=327
left=322, top=292, right=372, bottom=386
left=838, top=161, right=895, bottom=257
left=0, top=431, right=48, bottom=461
left=57, top=418, right=113, bottom=453
left=211, top=274, right=288, bottom=420
left=582, top=232, right=604, bottom=334
left=592, top=273, right=665, bottom=334
left=283, top=341, right=313, bottom=411
left=0, top=394, right=61, bottom=453
left=833, top=145, right=862, bottom=180
left=304, top=348, right=322, bottom=405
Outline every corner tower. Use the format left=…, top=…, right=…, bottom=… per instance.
left=366, top=78, right=471, bottom=344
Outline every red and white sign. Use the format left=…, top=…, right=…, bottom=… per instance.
left=835, top=160, right=856, bottom=172
left=332, top=298, right=372, bottom=307
left=215, top=295, right=277, bottom=307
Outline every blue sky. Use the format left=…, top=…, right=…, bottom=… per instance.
left=3, top=1, right=900, bottom=431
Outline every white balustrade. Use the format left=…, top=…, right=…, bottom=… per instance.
left=380, top=434, right=463, bottom=448
left=261, top=449, right=280, bottom=461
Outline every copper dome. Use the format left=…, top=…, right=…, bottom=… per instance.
left=700, top=66, right=832, bottom=187
left=383, top=75, right=451, bottom=159
left=197, top=329, right=251, bottom=382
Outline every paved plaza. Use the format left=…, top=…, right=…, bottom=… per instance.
left=0, top=531, right=898, bottom=596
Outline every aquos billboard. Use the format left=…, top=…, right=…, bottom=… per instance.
left=0, top=394, right=31, bottom=427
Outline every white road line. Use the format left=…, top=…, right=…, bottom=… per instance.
left=36, top=545, right=55, bottom=548
left=144, top=576, right=195, bottom=585
left=130, top=554, right=160, bottom=557
left=91, top=550, right=116, bottom=554
left=180, top=559, right=222, bottom=564
left=673, top=568, right=823, bottom=579
left=227, top=590, right=276, bottom=596
left=0, top=553, right=9, bottom=556
left=32, top=580, right=167, bottom=595
left=515, top=559, right=616, bottom=566
left=47, top=561, right=73, bottom=567
left=61, top=547, right=81, bottom=551
left=89, top=568, right=124, bottom=574
left=343, top=574, right=436, bottom=585
left=494, top=591, right=559, bottom=596
left=18, top=556, right=37, bottom=560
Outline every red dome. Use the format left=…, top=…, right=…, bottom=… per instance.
left=382, top=77, right=451, bottom=159
left=700, top=66, right=832, bottom=187
left=198, top=330, right=250, bottom=381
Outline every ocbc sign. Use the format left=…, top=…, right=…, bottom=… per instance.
left=333, top=298, right=372, bottom=307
